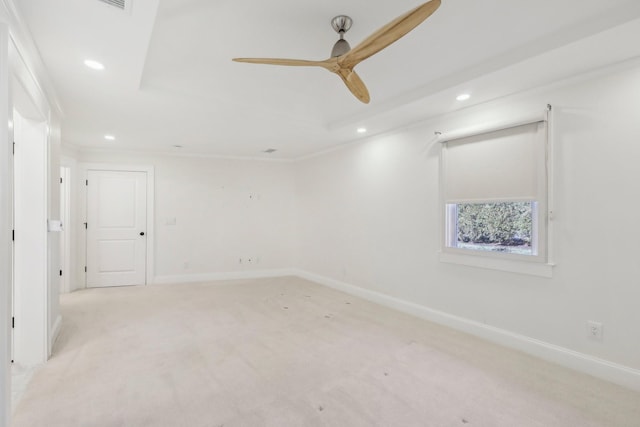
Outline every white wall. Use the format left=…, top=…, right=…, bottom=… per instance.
left=295, top=62, right=640, bottom=380
left=0, top=3, right=62, bottom=424
left=73, top=151, right=297, bottom=285
left=63, top=62, right=640, bottom=390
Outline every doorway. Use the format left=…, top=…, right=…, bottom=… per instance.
left=85, top=169, right=151, bottom=287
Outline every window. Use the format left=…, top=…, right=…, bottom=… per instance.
left=445, top=201, right=537, bottom=255
left=439, top=116, right=552, bottom=276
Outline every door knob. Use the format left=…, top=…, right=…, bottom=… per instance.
left=140, top=232, right=145, bottom=236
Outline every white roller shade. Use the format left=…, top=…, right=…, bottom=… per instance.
left=443, top=121, right=547, bottom=202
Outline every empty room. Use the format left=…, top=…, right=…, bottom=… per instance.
left=1, top=0, right=640, bottom=426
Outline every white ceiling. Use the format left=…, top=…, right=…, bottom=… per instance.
left=14, top=0, right=640, bottom=159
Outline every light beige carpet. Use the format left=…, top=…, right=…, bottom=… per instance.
left=11, top=277, right=640, bottom=427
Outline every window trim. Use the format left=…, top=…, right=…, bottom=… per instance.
left=438, top=251, right=554, bottom=278
left=438, top=108, right=554, bottom=277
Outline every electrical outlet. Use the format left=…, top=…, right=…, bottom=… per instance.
left=183, top=261, right=189, bottom=270
left=587, top=321, right=603, bottom=341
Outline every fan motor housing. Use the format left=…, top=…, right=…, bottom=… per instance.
left=331, top=39, right=351, bottom=57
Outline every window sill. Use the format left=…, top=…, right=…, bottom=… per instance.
left=438, top=251, right=554, bottom=278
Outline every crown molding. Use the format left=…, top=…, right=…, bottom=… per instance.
left=1, top=0, right=63, bottom=117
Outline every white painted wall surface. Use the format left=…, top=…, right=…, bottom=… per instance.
left=295, top=61, right=640, bottom=374
left=0, top=2, right=67, bottom=425
left=75, top=152, right=297, bottom=285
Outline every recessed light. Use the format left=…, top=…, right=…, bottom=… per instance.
left=104, top=135, right=115, bottom=141
left=357, top=127, right=367, bottom=134
left=456, top=93, right=471, bottom=101
left=84, top=59, right=105, bottom=70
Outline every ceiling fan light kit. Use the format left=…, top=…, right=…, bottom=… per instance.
left=233, top=0, right=441, bottom=104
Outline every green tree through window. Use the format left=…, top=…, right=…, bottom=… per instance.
left=454, top=202, right=534, bottom=255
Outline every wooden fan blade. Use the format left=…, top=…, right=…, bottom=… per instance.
left=335, top=69, right=370, bottom=103
left=339, top=0, right=441, bottom=69
left=233, top=57, right=332, bottom=69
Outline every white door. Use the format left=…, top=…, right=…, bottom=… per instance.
left=13, top=111, right=49, bottom=365
left=87, top=170, right=147, bottom=287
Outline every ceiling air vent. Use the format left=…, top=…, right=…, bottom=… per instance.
left=97, top=0, right=127, bottom=11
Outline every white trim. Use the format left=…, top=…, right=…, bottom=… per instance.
left=439, top=110, right=552, bottom=276
left=0, top=22, right=13, bottom=427
left=8, top=37, right=51, bottom=122
left=436, top=112, right=547, bottom=143
left=66, top=144, right=295, bottom=164
left=438, top=251, right=554, bottom=278
left=59, top=166, right=71, bottom=294
left=292, top=269, right=640, bottom=392
left=81, top=163, right=155, bottom=286
left=1, top=0, right=63, bottom=116
left=59, top=158, right=78, bottom=290
left=545, top=106, right=555, bottom=267
left=152, top=269, right=298, bottom=285
left=48, top=314, right=61, bottom=356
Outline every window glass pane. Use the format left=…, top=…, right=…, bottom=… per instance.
left=447, top=201, right=537, bottom=256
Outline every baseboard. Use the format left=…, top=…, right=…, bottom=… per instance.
left=152, top=268, right=298, bottom=285
left=49, top=315, right=62, bottom=357
left=293, top=269, right=640, bottom=392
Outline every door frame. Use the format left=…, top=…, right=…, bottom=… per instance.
left=59, top=166, right=71, bottom=293
left=1, top=24, right=12, bottom=427
left=81, top=163, right=155, bottom=287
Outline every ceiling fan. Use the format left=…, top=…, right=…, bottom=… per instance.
left=233, top=0, right=441, bottom=104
